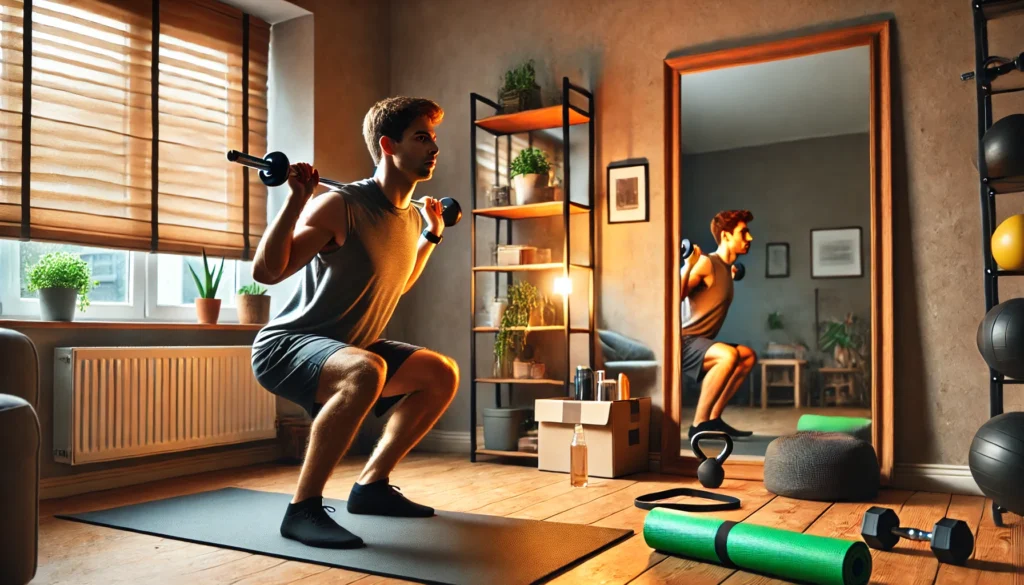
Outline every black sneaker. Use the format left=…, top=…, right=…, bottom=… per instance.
left=280, top=497, right=364, bottom=549
left=347, top=479, right=435, bottom=518
left=687, top=420, right=716, bottom=441
left=708, top=417, right=753, bottom=438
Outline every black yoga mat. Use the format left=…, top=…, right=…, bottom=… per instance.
left=57, top=487, right=632, bottom=585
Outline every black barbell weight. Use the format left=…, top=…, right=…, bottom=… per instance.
left=690, top=430, right=733, bottom=489
left=733, top=262, right=745, bottom=281
left=226, top=149, right=463, bottom=227
left=860, top=506, right=974, bottom=566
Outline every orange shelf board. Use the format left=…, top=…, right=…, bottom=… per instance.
left=473, top=201, right=589, bottom=220
left=475, top=105, right=589, bottom=135
left=475, top=378, right=565, bottom=386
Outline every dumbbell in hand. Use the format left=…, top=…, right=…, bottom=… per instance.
left=860, top=506, right=974, bottom=566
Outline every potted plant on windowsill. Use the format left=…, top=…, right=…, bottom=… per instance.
left=498, top=59, right=542, bottom=114
left=25, top=252, right=98, bottom=322
left=510, top=147, right=551, bottom=206
left=188, top=249, right=225, bottom=325
left=494, top=280, right=539, bottom=378
left=237, top=283, right=270, bottom=325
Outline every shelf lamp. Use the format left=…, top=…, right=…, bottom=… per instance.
left=554, top=276, right=572, bottom=296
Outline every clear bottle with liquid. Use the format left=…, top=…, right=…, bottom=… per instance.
left=570, top=423, right=588, bottom=487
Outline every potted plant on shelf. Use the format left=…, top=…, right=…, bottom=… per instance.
left=494, top=280, right=539, bottom=378
left=187, top=249, right=225, bottom=325
left=237, top=282, right=271, bottom=325
left=498, top=59, right=541, bottom=114
left=25, top=251, right=98, bottom=322
left=510, top=147, right=551, bottom=206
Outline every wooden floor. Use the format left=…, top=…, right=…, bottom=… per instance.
left=34, top=453, right=1024, bottom=585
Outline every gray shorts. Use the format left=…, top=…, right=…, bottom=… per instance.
left=251, top=333, right=423, bottom=419
left=682, top=336, right=740, bottom=383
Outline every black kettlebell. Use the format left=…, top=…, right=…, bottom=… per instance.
left=691, top=430, right=733, bottom=489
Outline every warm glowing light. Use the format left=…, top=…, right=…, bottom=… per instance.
left=554, top=276, right=572, bottom=296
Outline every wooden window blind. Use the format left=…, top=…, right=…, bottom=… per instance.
left=3, top=0, right=268, bottom=259
left=28, top=0, right=152, bottom=249
left=0, top=0, right=25, bottom=239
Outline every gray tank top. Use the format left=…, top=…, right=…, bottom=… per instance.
left=681, top=253, right=734, bottom=339
left=254, top=178, right=422, bottom=349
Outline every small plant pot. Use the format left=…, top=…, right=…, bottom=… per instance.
left=195, top=298, right=222, bottom=324
left=237, top=294, right=271, bottom=325
left=512, top=173, right=550, bottom=205
left=38, top=287, right=78, bottom=321
left=500, top=87, right=541, bottom=114
left=513, top=360, right=532, bottom=379
left=530, top=362, right=546, bottom=379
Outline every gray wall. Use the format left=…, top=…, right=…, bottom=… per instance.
left=681, top=133, right=872, bottom=403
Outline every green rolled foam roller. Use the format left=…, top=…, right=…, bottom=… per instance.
left=797, top=414, right=871, bottom=435
left=643, top=508, right=872, bottom=585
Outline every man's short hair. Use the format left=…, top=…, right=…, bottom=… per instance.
left=362, top=97, right=444, bottom=166
left=710, top=210, right=753, bottom=244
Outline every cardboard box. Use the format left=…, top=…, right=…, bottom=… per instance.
left=535, top=397, right=650, bottom=478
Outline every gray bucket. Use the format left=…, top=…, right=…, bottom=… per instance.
left=483, top=407, right=532, bottom=451
left=38, top=287, right=78, bottom=321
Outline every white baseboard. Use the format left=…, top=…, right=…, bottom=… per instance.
left=415, top=429, right=472, bottom=454
left=40, top=443, right=283, bottom=500
left=890, top=463, right=983, bottom=497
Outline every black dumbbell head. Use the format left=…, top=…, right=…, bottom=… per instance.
left=931, top=518, right=974, bottom=566
left=733, top=262, right=746, bottom=281
left=861, top=506, right=901, bottom=551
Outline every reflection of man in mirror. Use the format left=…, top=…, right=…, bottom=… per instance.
left=680, top=209, right=756, bottom=440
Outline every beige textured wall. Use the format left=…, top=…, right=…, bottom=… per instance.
left=386, top=0, right=1024, bottom=467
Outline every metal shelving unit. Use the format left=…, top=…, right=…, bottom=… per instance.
left=469, top=77, right=596, bottom=463
left=967, top=0, right=1024, bottom=527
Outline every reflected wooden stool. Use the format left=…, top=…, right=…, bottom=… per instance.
left=758, top=358, right=808, bottom=409
left=817, top=367, right=859, bottom=406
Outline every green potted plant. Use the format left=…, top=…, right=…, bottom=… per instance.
left=494, top=280, right=539, bottom=378
left=26, top=252, right=98, bottom=321
left=819, top=312, right=864, bottom=368
left=510, top=147, right=551, bottom=205
left=498, top=59, right=541, bottom=114
left=237, top=282, right=270, bottom=325
left=187, top=249, right=225, bottom=325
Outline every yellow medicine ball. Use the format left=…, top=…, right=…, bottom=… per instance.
left=993, top=214, right=1024, bottom=270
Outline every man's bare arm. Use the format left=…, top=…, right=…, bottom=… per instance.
left=252, top=193, right=346, bottom=285
left=680, top=255, right=711, bottom=299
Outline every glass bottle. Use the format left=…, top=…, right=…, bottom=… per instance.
left=570, top=423, right=588, bottom=487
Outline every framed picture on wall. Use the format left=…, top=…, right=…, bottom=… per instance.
left=766, top=242, right=789, bottom=278
left=607, top=159, right=649, bottom=224
left=811, top=227, right=863, bottom=278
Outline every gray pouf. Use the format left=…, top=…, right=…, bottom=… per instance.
left=763, top=432, right=879, bottom=502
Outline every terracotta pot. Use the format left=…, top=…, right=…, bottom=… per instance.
left=195, top=298, right=222, bottom=324
left=237, top=294, right=271, bottom=325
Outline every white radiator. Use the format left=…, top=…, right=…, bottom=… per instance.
left=53, top=346, right=277, bottom=465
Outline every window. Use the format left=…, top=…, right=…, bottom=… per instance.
left=0, top=0, right=275, bottom=323
left=0, top=239, right=264, bottom=321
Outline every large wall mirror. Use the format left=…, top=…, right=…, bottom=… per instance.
left=662, top=21, right=894, bottom=482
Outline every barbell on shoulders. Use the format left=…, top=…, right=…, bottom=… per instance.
left=681, top=238, right=745, bottom=281
left=226, top=149, right=462, bottom=227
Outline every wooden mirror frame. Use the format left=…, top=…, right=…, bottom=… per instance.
left=661, top=20, right=893, bottom=482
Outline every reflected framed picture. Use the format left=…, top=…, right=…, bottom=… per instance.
left=811, top=227, right=863, bottom=278
left=766, top=242, right=789, bottom=278
left=607, top=159, right=649, bottom=224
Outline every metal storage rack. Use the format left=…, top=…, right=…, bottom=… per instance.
left=965, top=0, right=1024, bottom=527
left=468, top=77, right=596, bottom=463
